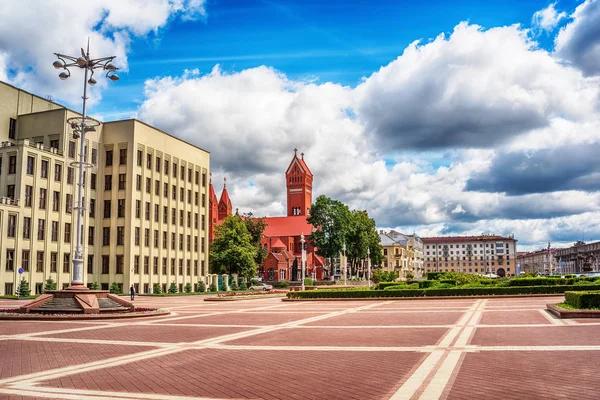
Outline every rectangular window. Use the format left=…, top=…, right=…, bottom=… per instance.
left=103, top=227, right=110, bottom=246
left=51, top=221, right=58, bottom=241
left=64, top=223, right=71, bottom=243
left=67, top=167, right=74, bottom=184
left=89, top=198, right=95, bottom=217
left=137, top=150, right=142, bottom=167
left=37, top=219, right=45, bottom=241
left=6, top=249, right=15, bottom=271
left=201, top=215, right=205, bottom=231
left=91, top=148, right=98, bottom=165
left=172, top=208, right=176, bottom=224
left=163, top=206, right=168, bottom=223
left=188, top=211, right=191, bottom=228
left=194, top=260, right=198, bottom=275
left=37, top=251, right=44, bottom=272
left=187, top=235, right=191, bottom=251
left=91, top=173, right=96, bottom=190
left=50, top=252, right=57, bottom=272
left=134, top=256, right=140, bottom=274
left=8, top=118, right=16, bottom=139
left=26, top=156, right=34, bottom=175
left=105, top=150, right=113, bottom=166
left=117, top=226, right=124, bottom=245
left=25, top=185, right=32, bottom=207
left=7, top=185, right=15, bottom=200
left=164, top=183, right=168, bottom=198
left=39, top=188, right=47, bottom=209
left=201, top=193, right=205, bottom=207
left=104, top=200, right=111, bottom=218
left=135, top=227, right=140, bottom=246
left=163, top=231, right=167, bottom=249
left=22, top=250, right=30, bottom=271
left=179, top=234, right=183, bottom=251
left=180, top=210, right=184, bottom=226
left=23, top=217, right=31, bottom=239
left=54, top=163, right=62, bottom=181
left=187, top=259, right=191, bottom=275
left=154, top=204, right=159, bottom=222
left=194, top=236, right=198, bottom=252
left=173, top=163, right=177, bottom=178
left=118, top=199, right=125, bottom=218
left=87, top=254, right=93, bottom=274
left=118, top=174, right=126, bottom=190
left=171, top=233, right=175, bottom=250
left=116, top=255, right=124, bottom=274
left=181, top=166, right=185, bottom=179
left=156, top=157, right=161, bottom=173
left=172, top=185, right=176, bottom=200
left=104, top=175, right=112, bottom=191
left=146, top=177, right=151, bottom=194
left=66, top=194, right=73, bottom=213
left=202, top=172, right=206, bottom=187
left=179, top=259, right=183, bottom=275
left=145, top=228, right=150, bottom=247
left=164, top=160, right=169, bottom=174
left=146, top=153, right=152, bottom=169
left=180, top=187, right=184, bottom=202
left=162, top=258, right=167, bottom=274
left=102, top=256, right=109, bottom=274
left=188, top=189, right=191, bottom=204
left=119, top=148, right=127, bottom=165
left=153, top=257, right=159, bottom=274
left=144, top=256, right=149, bottom=274
left=154, top=229, right=159, bottom=248
left=41, top=160, right=48, bottom=178
left=7, top=215, right=16, bottom=237
left=145, top=202, right=150, bottom=221
left=63, top=253, right=70, bottom=273
left=68, top=141, right=76, bottom=158
left=136, top=174, right=141, bottom=191
left=188, top=168, right=192, bottom=182
left=88, top=226, right=94, bottom=245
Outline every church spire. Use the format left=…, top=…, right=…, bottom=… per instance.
left=218, top=176, right=232, bottom=221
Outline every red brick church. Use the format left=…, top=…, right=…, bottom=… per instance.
left=209, top=150, right=325, bottom=282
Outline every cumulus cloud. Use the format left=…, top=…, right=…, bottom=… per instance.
left=555, top=0, right=600, bottom=76
left=0, top=0, right=205, bottom=107
left=354, top=22, right=597, bottom=151
left=532, top=2, right=567, bottom=32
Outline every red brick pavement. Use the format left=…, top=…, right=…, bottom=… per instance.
left=478, top=310, right=552, bottom=325
left=157, top=312, right=326, bottom=325
left=304, top=311, right=463, bottom=326
left=41, top=348, right=426, bottom=400
left=0, top=322, right=99, bottom=336
left=471, top=325, right=600, bottom=346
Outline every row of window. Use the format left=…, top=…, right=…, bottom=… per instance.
left=6, top=249, right=70, bottom=273
left=9, top=216, right=74, bottom=242
left=131, top=200, right=205, bottom=228
left=1, top=155, right=71, bottom=182
left=132, top=228, right=205, bottom=252
left=426, top=255, right=511, bottom=261
left=425, top=243, right=511, bottom=249
left=134, top=175, right=206, bottom=205
left=426, top=261, right=512, bottom=267
left=132, top=255, right=205, bottom=277
left=131, top=149, right=207, bottom=188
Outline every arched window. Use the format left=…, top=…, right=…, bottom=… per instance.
left=268, top=268, right=275, bottom=281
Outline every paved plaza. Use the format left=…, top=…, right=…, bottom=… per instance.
left=0, top=295, right=599, bottom=399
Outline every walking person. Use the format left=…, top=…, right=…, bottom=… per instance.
left=130, top=285, right=135, bottom=301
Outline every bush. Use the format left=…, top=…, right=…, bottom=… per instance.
left=109, top=282, right=121, bottom=294
left=153, top=283, right=163, bottom=295
left=304, top=277, right=314, bottom=286
left=168, top=282, right=178, bottom=294
left=419, top=280, right=436, bottom=288
left=240, top=280, right=248, bottom=290
left=565, top=291, right=600, bottom=309
left=565, top=274, right=577, bottom=279
left=17, top=278, right=30, bottom=297
left=508, top=278, right=575, bottom=286
left=91, top=281, right=100, bottom=290
left=439, top=279, right=457, bottom=286
left=287, top=284, right=600, bottom=299
left=197, top=280, right=206, bottom=292
left=426, top=272, right=444, bottom=280
left=377, top=282, right=405, bottom=290
left=184, top=283, right=192, bottom=293
left=230, top=280, right=239, bottom=291
left=275, top=280, right=290, bottom=288
left=209, top=282, right=218, bottom=292
left=438, top=272, right=483, bottom=286
left=43, top=278, right=56, bottom=292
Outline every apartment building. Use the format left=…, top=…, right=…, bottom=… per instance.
left=422, top=235, right=518, bottom=277
left=378, top=230, right=425, bottom=279
left=517, top=247, right=558, bottom=275
left=0, top=81, right=210, bottom=296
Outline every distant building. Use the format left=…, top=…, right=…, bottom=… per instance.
left=378, top=230, right=425, bottom=279
left=555, top=241, right=600, bottom=274
left=516, top=246, right=558, bottom=274
left=422, top=235, right=518, bottom=277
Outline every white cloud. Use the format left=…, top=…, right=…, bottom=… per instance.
left=0, top=0, right=206, bottom=108
left=532, top=2, right=567, bottom=32
left=555, top=0, right=600, bottom=76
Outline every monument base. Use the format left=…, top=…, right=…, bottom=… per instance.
left=19, top=289, right=134, bottom=314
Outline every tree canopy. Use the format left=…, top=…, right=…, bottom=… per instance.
left=210, top=214, right=258, bottom=278
left=243, top=212, right=268, bottom=267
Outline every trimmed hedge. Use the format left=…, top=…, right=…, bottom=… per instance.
left=286, top=284, right=600, bottom=299
left=565, top=291, right=600, bottom=309
left=439, top=279, right=457, bottom=286
left=426, top=272, right=444, bottom=280
left=377, top=282, right=405, bottom=290
left=508, top=278, right=576, bottom=286
left=419, top=280, right=436, bottom=289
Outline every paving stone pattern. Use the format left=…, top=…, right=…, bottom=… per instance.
left=1, top=294, right=600, bottom=399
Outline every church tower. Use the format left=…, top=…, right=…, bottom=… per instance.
left=218, top=177, right=233, bottom=221
left=208, top=173, right=219, bottom=243
left=286, top=149, right=313, bottom=217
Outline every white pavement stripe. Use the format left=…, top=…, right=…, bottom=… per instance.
left=418, top=350, right=462, bottom=400
left=389, top=350, right=445, bottom=400
left=538, top=309, right=564, bottom=325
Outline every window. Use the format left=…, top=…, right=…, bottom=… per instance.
left=63, top=253, right=70, bottom=273
left=7, top=185, right=15, bottom=200
left=118, top=174, right=126, bottom=190
left=172, top=185, right=176, bottom=200
left=154, top=229, right=159, bottom=247
left=187, top=259, right=191, bottom=275
left=194, top=213, right=198, bottom=229
left=163, top=183, right=168, bottom=198
left=8, top=118, right=16, bottom=139
left=91, top=173, right=97, bottom=190
left=102, top=256, right=109, bottom=274
left=145, top=202, right=150, bottom=221
left=24, top=185, right=32, bottom=207
left=39, top=188, right=47, bottom=209
left=51, top=221, right=58, bottom=241
left=105, top=150, right=113, bottom=166
left=137, top=150, right=142, bottom=167
left=26, top=156, right=34, bottom=175
left=201, top=237, right=205, bottom=252
left=118, top=199, right=125, bottom=218
left=50, top=252, right=57, bottom=272
left=7, top=215, right=16, bottom=237
left=88, top=226, right=95, bottom=245
left=187, top=235, right=191, bottom=251
left=104, top=200, right=111, bottom=218
left=173, top=163, right=177, bottom=177
left=89, top=198, right=95, bottom=217
left=156, top=157, right=161, bottom=173
left=104, top=175, right=112, bottom=191
left=41, top=160, right=48, bottom=178
left=87, top=255, right=94, bottom=274
left=136, top=174, right=141, bottom=191
left=135, top=200, right=141, bottom=219
left=171, top=259, right=175, bottom=274
left=7, top=155, right=17, bottom=174
left=201, top=193, right=205, bottom=207
left=194, top=260, right=198, bottom=275
left=162, top=206, right=167, bottom=224
left=146, top=153, right=152, bottom=169
left=187, top=211, right=191, bottom=228
left=188, top=168, right=192, bottom=182
left=165, top=160, right=169, bottom=174
left=135, top=227, right=140, bottom=246
left=172, top=208, right=176, bottom=224
left=64, top=223, right=71, bottom=243
left=154, top=204, right=159, bottom=222
left=22, top=250, right=30, bottom=271
left=163, top=231, right=167, bottom=249
left=134, top=256, right=140, bottom=274
left=116, top=255, right=124, bottom=274
left=162, top=258, right=167, bottom=274
left=66, top=194, right=73, bottom=213
left=103, top=227, right=110, bottom=246
left=171, top=233, right=175, bottom=250
left=180, top=210, right=184, bottom=226
left=181, top=165, right=185, bottom=179
left=66, top=167, right=73, bottom=185
left=23, top=217, right=31, bottom=239
left=91, top=148, right=98, bottom=165
left=37, top=251, right=44, bottom=272
left=37, top=219, right=45, bottom=241
left=153, top=257, right=159, bottom=274
left=119, top=148, right=127, bottom=165
left=67, top=141, right=76, bottom=158
left=202, top=172, right=206, bottom=187
left=201, top=215, right=205, bottom=231
left=144, top=256, right=149, bottom=274
left=6, top=249, right=14, bottom=271
left=188, top=189, right=192, bottom=204
left=144, top=228, right=150, bottom=247
left=117, top=226, right=124, bottom=245
left=179, top=234, right=183, bottom=251
left=180, top=187, right=184, bottom=202
left=154, top=180, right=159, bottom=196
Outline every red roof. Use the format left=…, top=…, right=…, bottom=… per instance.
left=422, top=235, right=516, bottom=244
left=209, top=182, right=218, bottom=204
left=286, top=152, right=313, bottom=177
left=219, top=186, right=231, bottom=209
left=271, top=238, right=287, bottom=250
left=263, top=216, right=313, bottom=237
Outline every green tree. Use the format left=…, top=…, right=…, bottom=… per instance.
left=17, top=278, right=30, bottom=297
left=168, top=282, right=178, bottom=294
left=197, top=280, right=206, bottom=292
left=307, top=195, right=352, bottom=261
left=91, top=281, right=100, bottom=290
left=345, top=210, right=383, bottom=276
left=109, top=282, right=121, bottom=294
left=185, top=282, right=192, bottom=293
left=153, top=283, right=163, bottom=294
left=43, top=278, right=56, bottom=292
left=210, top=215, right=258, bottom=278
left=243, top=212, right=268, bottom=267
left=209, top=282, right=218, bottom=292
left=230, top=279, right=239, bottom=291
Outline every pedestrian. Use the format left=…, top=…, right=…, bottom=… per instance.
left=130, top=285, right=135, bottom=301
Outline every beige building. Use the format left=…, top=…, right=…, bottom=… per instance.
left=0, top=81, right=210, bottom=296
left=378, top=230, right=424, bottom=279
left=423, top=235, right=518, bottom=277
left=516, top=247, right=557, bottom=275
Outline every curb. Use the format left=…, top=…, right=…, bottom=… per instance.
left=0, top=309, right=170, bottom=320
left=283, top=294, right=565, bottom=301
left=546, top=303, right=600, bottom=319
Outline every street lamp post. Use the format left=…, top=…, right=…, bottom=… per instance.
left=53, top=43, right=119, bottom=289
left=301, top=233, right=306, bottom=291
left=367, top=247, right=371, bottom=288
left=342, top=242, right=347, bottom=285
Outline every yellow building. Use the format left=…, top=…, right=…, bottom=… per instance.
left=378, top=230, right=424, bottom=279
left=0, top=81, right=210, bottom=295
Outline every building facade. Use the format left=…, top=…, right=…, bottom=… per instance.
left=555, top=241, right=600, bottom=274
left=0, top=81, right=210, bottom=296
left=378, top=230, right=425, bottom=279
left=422, top=235, right=518, bottom=277
left=516, top=246, right=558, bottom=275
